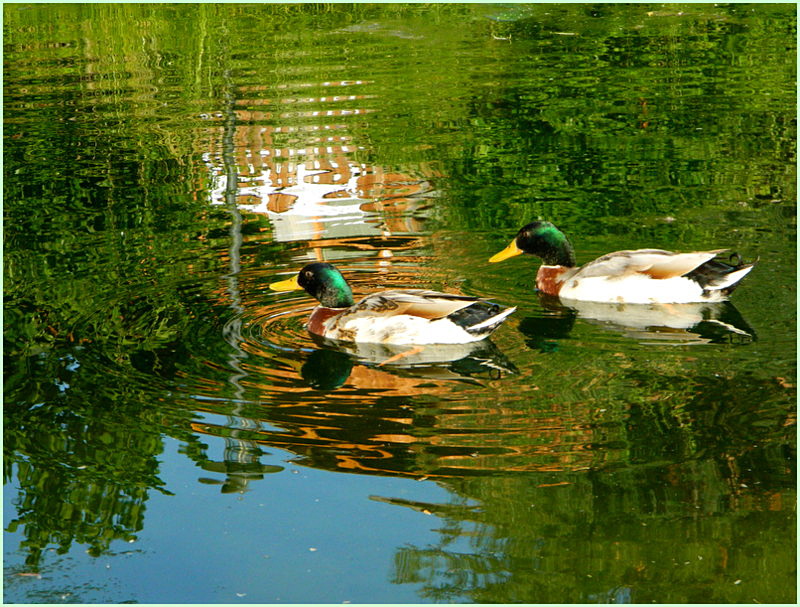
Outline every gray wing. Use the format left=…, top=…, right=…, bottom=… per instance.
left=577, top=249, right=726, bottom=280
left=346, top=289, right=481, bottom=320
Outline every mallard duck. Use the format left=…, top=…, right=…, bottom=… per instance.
left=269, top=262, right=516, bottom=345
left=489, top=221, right=755, bottom=304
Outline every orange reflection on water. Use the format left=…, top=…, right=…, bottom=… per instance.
left=186, top=380, right=603, bottom=482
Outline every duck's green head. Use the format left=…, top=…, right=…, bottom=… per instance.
left=269, top=262, right=355, bottom=308
left=489, top=221, right=576, bottom=267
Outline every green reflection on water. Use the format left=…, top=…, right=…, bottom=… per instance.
left=4, top=2, right=795, bottom=604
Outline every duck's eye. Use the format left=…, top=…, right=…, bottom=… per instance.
left=304, top=271, right=313, bottom=279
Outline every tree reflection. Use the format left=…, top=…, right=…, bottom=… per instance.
left=4, top=395, right=170, bottom=570
left=384, top=435, right=794, bottom=603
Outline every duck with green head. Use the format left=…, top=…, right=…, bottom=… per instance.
left=489, top=221, right=755, bottom=304
left=270, top=262, right=516, bottom=345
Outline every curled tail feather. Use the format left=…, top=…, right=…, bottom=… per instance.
left=687, top=253, right=756, bottom=295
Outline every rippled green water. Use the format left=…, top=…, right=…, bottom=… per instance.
left=4, top=3, right=796, bottom=604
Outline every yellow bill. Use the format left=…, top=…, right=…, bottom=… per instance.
left=269, top=274, right=301, bottom=291
left=489, top=239, right=523, bottom=263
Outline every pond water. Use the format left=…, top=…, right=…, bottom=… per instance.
left=4, top=3, right=796, bottom=604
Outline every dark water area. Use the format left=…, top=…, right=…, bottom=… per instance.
left=4, top=3, right=795, bottom=603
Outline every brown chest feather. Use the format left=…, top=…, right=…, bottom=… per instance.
left=307, top=307, right=344, bottom=336
left=536, top=266, right=567, bottom=296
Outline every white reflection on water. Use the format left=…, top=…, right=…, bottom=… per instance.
left=203, top=79, right=437, bottom=244
left=206, top=160, right=378, bottom=242
left=551, top=297, right=756, bottom=345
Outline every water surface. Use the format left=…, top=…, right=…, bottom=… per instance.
left=4, top=4, right=795, bottom=604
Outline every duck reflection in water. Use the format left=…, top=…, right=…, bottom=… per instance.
left=301, top=336, right=517, bottom=391
left=516, top=302, right=577, bottom=353
left=197, top=457, right=283, bottom=494
left=532, top=292, right=756, bottom=345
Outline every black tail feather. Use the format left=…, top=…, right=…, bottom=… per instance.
left=685, top=252, right=756, bottom=294
left=447, top=301, right=514, bottom=335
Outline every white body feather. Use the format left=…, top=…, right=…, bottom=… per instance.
left=546, top=251, right=754, bottom=304
left=310, top=289, right=516, bottom=345
left=558, top=273, right=719, bottom=304
left=320, top=309, right=514, bottom=345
